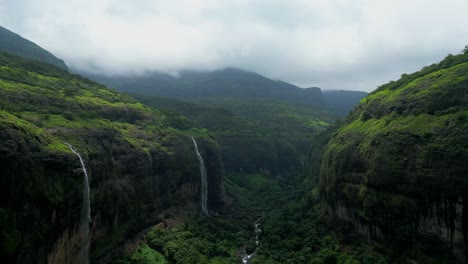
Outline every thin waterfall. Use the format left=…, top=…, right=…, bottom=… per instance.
left=65, top=143, right=91, bottom=264
left=191, top=137, right=209, bottom=216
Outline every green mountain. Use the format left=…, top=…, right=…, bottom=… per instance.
left=82, top=69, right=355, bottom=179
left=0, top=28, right=374, bottom=264
left=3, top=25, right=466, bottom=264
left=0, top=25, right=68, bottom=70
left=84, top=68, right=325, bottom=107
left=83, top=69, right=369, bottom=117
left=320, top=51, right=468, bottom=262
left=133, top=95, right=333, bottom=177
left=0, top=52, right=225, bottom=263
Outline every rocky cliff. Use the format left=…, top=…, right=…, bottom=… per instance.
left=320, top=52, right=468, bottom=262
left=0, top=52, right=225, bottom=263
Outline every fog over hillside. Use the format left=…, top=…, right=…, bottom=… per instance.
left=1, top=0, right=468, bottom=91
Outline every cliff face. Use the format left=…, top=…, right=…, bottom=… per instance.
left=320, top=52, right=468, bottom=262
left=0, top=52, right=225, bottom=263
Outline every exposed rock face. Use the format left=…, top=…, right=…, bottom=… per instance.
left=320, top=52, right=468, bottom=262
left=0, top=53, right=226, bottom=263
left=195, top=137, right=226, bottom=208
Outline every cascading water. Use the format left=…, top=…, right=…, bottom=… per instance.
left=242, top=217, right=262, bottom=264
left=65, top=143, right=91, bottom=264
left=191, top=137, right=209, bottom=216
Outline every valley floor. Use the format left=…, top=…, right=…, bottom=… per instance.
left=113, top=171, right=387, bottom=264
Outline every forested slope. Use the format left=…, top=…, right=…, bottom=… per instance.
left=0, top=52, right=225, bottom=263
left=320, top=51, right=468, bottom=263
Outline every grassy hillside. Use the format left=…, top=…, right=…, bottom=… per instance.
left=0, top=52, right=225, bottom=263
left=320, top=51, right=468, bottom=262
left=0, top=26, right=68, bottom=69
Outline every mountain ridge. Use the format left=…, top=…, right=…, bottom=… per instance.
left=80, top=67, right=327, bottom=108
left=0, top=25, right=68, bottom=70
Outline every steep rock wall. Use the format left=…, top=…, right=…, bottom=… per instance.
left=0, top=53, right=226, bottom=263
left=320, top=52, right=468, bottom=262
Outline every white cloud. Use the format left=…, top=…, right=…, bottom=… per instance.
left=1, top=0, right=467, bottom=91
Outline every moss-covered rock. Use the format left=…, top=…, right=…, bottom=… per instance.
left=320, top=52, right=468, bottom=262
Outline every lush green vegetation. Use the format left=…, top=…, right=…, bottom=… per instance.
left=85, top=68, right=325, bottom=107
left=254, top=195, right=387, bottom=264
left=118, top=214, right=251, bottom=264
left=86, top=66, right=371, bottom=196
left=134, top=95, right=334, bottom=178
left=0, top=26, right=68, bottom=69
left=227, top=130, right=388, bottom=264
left=86, top=68, right=367, bottom=179
left=0, top=52, right=225, bottom=263
left=3, top=23, right=465, bottom=264
left=321, top=51, right=468, bottom=262
left=117, top=172, right=269, bottom=264
left=117, top=132, right=387, bottom=264
left=85, top=67, right=365, bottom=181
left=0, top=49, right=373, bottom=264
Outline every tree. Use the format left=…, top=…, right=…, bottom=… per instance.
left=463, top=45, right=468, bottom=54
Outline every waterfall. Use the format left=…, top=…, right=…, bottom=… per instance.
left=242, top=217, right=262, bottom=264
left=65, top=143, right=91, bottom=264
left=191, top=137, right=209, bottom=216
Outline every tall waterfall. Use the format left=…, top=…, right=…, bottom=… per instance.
left=191, top=137, right=209, bottom=216
left=65, top=143, right=91, bottom=264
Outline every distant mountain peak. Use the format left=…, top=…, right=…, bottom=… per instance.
left=305, top=87, right=321, bottom=91
left=82, top=67, right=327, bottom=107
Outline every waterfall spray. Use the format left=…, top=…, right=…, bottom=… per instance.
left=191, top=137, right=209, bottom=216
left=65, top=143, right=91, bottom=264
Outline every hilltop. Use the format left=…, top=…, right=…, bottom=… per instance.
left=0, top=25, right=68, bottom=69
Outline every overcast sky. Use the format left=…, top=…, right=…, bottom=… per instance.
left=1, top=0, right=467, bottom=91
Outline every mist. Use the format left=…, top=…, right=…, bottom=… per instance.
left=1, top=0, right=467, bottom=91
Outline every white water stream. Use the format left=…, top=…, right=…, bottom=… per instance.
left=242, top=217, right=261, bottom=264
left=191, top=137, right=209, bottom=216
left=65, top=143, right=91, bottom=264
